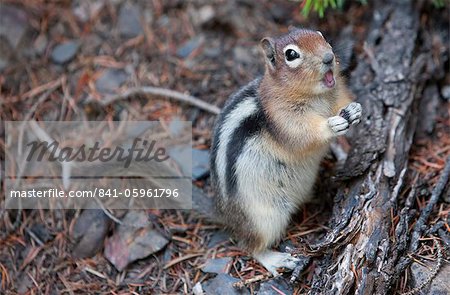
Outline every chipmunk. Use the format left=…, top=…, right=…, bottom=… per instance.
left=209, top=28, right=362, bottom=276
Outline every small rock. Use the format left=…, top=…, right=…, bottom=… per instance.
left=29, top=224, right=52, bottom=244
left=193, top=282, right=204, bottom=295
left=258, top=277, right=293, bottom=295
left=118, top=3, right=143, bottom=38
left=195, top=6, right=215, bottom=26
left=198, top=6, right=215, bottom=22
left=192, top=149, right=210, bottom=180
left=201, top=257, right=232, bottom=274
left=167, top=146, right=209, bottom=180
left=95, top=69, right=128, bottom=94
left=168, top=145, right=192, bottom=177
left=72, top=209, right=110, bottom=258
left=162, top=247, right=173, bottom=264
left=410, top=261, right=450, bottom=294
left=204, top=46, right=221, bottom=58
left=203, top=274, right=250, bottom=295
left=33, top=34, right=48, bottom=55
left=73, top=1, right=105, bottom=23
left=51, top=41, right=80, bottom=64
left=177, top=36, right=204, bottom=59
left=104, top=211, right=169, bottom=271
left=441, top=85, right=450, bottom=101
left=207, top=230, right=230, bottom=248
left=0, top=5, right=28, bottom=48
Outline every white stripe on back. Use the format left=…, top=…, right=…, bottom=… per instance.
left=216, top=98, right=258, bottom=197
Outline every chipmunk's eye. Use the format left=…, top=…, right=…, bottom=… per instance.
left=283, top=44, right=302, bottom=68
left=285, top=49, right=300, bottom=61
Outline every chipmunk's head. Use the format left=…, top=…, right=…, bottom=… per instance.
left=260, top=28, right=338, bottom=96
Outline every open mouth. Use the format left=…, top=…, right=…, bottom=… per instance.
left=323, top=70, right=335, bottom=88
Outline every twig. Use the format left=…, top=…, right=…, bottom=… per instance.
left=438, top=229, right=449, bottom=250
left=233, top=274, right=272, bottom=289
left=400, top=238, right=443, bottom=295
left=58, top=273, right=75, bottom=295
left=388, top=177, right=418, bottom=283
left=290, top=256, right=311, bottom=283
left=394, top=158, right=450, bottom=293
left=93, top=198, right=123, bottom=225
left=84, top=267, right=107, bottom=280
left=424, top=221, right=445, bottom=236
left=25, top=228, right=45, bottom=247
left=18, top=77, right=63, bottom=101
left=163, top=253, right=204, bottom=269
left=409, top=157, right=450, bottom=252
left=27, top=120, right=72, bottom=190
left=97, top=86, right=221, bottom=115
left=8, top=90, right=56, bottom=231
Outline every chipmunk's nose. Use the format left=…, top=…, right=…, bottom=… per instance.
left=322, top=52, right=334, bottom=65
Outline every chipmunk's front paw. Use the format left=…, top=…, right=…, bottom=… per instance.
left=340, top=102, right=362, bottom=125
left=328, top=116, right=349, bottom=136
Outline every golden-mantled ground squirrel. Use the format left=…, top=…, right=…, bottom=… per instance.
left=210, top=28, right=362, bottom=275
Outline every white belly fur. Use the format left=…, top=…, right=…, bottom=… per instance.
left=235, top=136, right=327, bottom=247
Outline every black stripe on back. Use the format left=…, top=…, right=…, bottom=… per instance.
left=225, top=100, right=267, bottom=196
left=210, top=78, right=261, bottom=187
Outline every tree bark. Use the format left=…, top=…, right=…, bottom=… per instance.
left=301, top=1, right=447, bottom=294
left=191, top=1, right=448, bottom=293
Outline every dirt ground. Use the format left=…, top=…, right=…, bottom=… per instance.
left=0, top=0, right=449, bottom=294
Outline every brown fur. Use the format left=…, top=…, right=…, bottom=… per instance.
left=258, top=28, right=353, bottom=156
left=212, top=29, right=357, bottom=261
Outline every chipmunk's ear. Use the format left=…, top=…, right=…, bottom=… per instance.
left=261, top=37, right=276, bottom=70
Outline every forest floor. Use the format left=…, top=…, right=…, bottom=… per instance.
left=0, top=0, right=449, bottom=294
